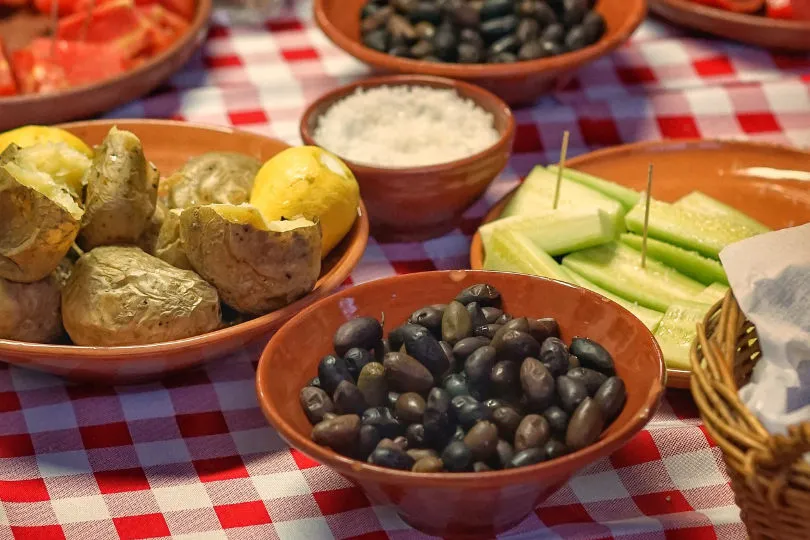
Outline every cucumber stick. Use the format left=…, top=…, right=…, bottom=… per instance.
left=619, top=233, right=728, bottom=286
left=695, top=283, right=729, bottom=304
left=484, top=229, right=572, bottom=282
left=625, top=197, right=764, bottom=259
left=561, top=242, right=705, bottom=312
left=654, top=302, right=712, bottom=371
left=674, top=192, right=770, bottom=234
left=480, top=209, right=615, bottom=257
left=546, top=165, right=640, bottom=210
left=566, top=270, right=664, bottom=331
left=502, top=167, right=626, bottom=231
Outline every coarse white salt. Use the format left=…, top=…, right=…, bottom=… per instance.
left=312, top=85, right=501, bottom=168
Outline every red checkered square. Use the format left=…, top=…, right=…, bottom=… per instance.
left=610, top=431, right=662, bottom=469
left=578, top=117, right=622, bottom=147
left=390, top=260, right=437, bottom=274
left=207, top=24, right=230, bottom=39
left=737, top=112, right=781, bottom=133
left=113, top=514, right=170, bottom=540
left=0, top=479, right=50, bottom=502
left=281, top=48, right=319, bottom=62
left=350, top=533, right=392, bottom=540
left=665, top=526, right=718, bottom=539
left=698, top=425, right=718, bottom=448
left=657, top=116, right=701, bottom=139
left=65, top=386, right=116, bottom=401
left=693, top=57, right=735, bottom=77
left=95, top=468, right=150, bottom=494
left=215, top=501, right=272, bottom=528
left=228, top=110, right=269, bottom=126
left=535, top=503, right=594, bottom=527
left=634, top=490, right=694, bottom=516
left=80, top=422, right=133, bottom=449
left=0, top=390, right=21, bottom=412
left=176, top=411, right=230, bottom=438
left=512, top=124, right=543, bottom=153
left=205, top=54, right=243, bottom=69
left=313, top=487, right=370, bottom=515
left=0, top=433, right=34, bottom=458
left=11, top=525, right=66, bottom=540
left=266, top=19, right=304, bottom=32
left=617, top=66, right=657, bottom=85
left=290, top=448, right=320, bottom=470
left=194, top=456, right=250, bottom=482
left=163, top=369, right=211, bottom=388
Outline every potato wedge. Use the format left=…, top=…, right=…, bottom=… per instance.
left=180, top=204, right=321, bottom=315
left=0, top=145, right=84, bottom=283
left=62, top=246, right=221, bottom=346
left=154, top=208, right=192, bottom=270
left=0, top=273, right=63, bottom=343
left=165, top=152, right=261, bottom=209
left=78, top=127, right=159, bottom=249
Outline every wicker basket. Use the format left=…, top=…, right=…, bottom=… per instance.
left=691, top=291, right=810, bottom=540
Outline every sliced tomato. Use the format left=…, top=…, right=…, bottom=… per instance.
left=765, top=0, right=794, bottom=18
left=32, top=0, right=81, bottom=16
left=11, top=48, right=69, bottom=95
left=57, top=0, right=151, bottom=59
left=158, top=0, right=195, bottom=21
left=0, top=0, right=30, bottom=6
left=689, top=0, right=764, bottom=11
left=0, top=38, right=18, bottom=96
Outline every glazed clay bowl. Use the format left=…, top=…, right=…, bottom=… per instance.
left=300, top=74, right=515, bottom=242
left=0, top=0, right=212, bottom=131
left=0, top=119, right=369, bottom=384
left=256, top=270, right=665, bottom=538
left=313, top=0, right=647, bottom=107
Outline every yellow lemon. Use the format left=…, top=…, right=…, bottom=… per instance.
left=0, top=125, right=93, bottom=157
left=250, top=146, right=359, bottom=258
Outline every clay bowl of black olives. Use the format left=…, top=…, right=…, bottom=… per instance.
left=313, top=0, right=647, bottom=106
left=256, top=270, right=665, bottom=538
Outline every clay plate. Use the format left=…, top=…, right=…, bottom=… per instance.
left=0, top=119, right=370, bottom=383
left=257, top=270, right=665, bottom=538
left=0, top=0, right=212, bottom=131
left=314, top=0, right=647, bottom=107
left=469, top=139, right=810, bottom=389
left=649, top=0, right=810, bottom=51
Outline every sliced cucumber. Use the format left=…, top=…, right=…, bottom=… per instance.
left=695, top=283, right=729, bottom=304
left=566, top=270, right=664, bottom=331
left=502, top=167, right=626, bottom=231
left=481, top=209, right=615, bottom=257
left=561, top=242, right=706, bottom=312
left=546, top=165, right=640, bottom=210
left=625, top=196, right=764, bottom=259
left=483, top=229, right=572, bottom=282
left=654, top=302, right=712, bottom=371
left=619, top=233, right=728, bottom=286
left=674, top=192, right=770, bottom=234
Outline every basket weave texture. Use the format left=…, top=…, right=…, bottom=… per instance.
left=691, top=291, right=810, bottom=540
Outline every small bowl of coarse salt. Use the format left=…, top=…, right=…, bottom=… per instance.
left=300, top=74, right=515, bottom=242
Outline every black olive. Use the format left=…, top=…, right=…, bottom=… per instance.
left=541, top=23, right=565, bottom=43
left=480, top=14, right=519, bottom=43
left=318, top=354, right=353, bottom=395
left=488, top=34, right=520, bottom=56
left=465, top=302, right=489, bottom=329
left=334, top=317, right=383, bottom=356
left=455, top=283, right=502, bottom=307
left=442, top=441, right=473, bottom=472
left=363, top=29, right=390, bottom=52
left=582, top=11, right=606, bottom=44
left=480, top=0, right=513, bottom=20
left=409, top=1, right=443, bottom=24
left=408, top=307, right=444, bottom=339
left=518, top=40, right=548, bottom=61
left=433, top=22, right=459, bottom=61
left=516, top=18, right=540, bottom=44
left=570, top=337, right=616, bottom=375
left=564, top=25, right=589, bottom=51
left=562, top=0, right=587, bottom=28
left=369, top=447, right=415, bottom=470
left=344, top=347, right=374, bottom=380
left=460, top=27, right=486, bottom=49
left=443, top=372, right=471, bottom=398
left=361, top=406, right=404, bottom=439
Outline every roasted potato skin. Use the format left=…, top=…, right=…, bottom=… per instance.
left=180, top=206, right=322, bottom=315
left=166, top=152, right=261, bottom=209
left=78, top=127, right=159, bottom=250
left=0, top=273, right=63, bottom=343
left=0, top=155, right=81, bottom=283
left=62, top=246, right=221, bottom=346
left=153, top=209, right=192, bottom=270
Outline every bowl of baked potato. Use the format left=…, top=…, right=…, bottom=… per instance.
left=0, top=120, right=369, bottom=383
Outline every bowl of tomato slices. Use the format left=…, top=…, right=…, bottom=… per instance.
left=0, top=0, right=211, bottom=130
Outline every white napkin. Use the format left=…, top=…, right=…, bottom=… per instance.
left=719, top=223, right=810, bottom=449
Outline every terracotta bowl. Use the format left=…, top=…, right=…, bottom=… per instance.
left=468, top=139, right=810, bottom=389
left=649, top=0, right=810, bottom=51
left=300, top=74, right=515, bottom=242
left=0, top=0, right=212, bottom=131
left=256, top=270, right=665, bottom=538
left=0, top=119, right=369, bottom=384
left=313, top=0, right=647, bottom=107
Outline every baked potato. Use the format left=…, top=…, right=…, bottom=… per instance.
left=165, top=152, right=261, bottom=209
left=136, top=201, right=167, bottom=255
left=78, top=127, right=159, bottom=249
left=0, top=273, right=63, bottom=343
left=179, top=204, right=321, bottom=315
left=53, top=258, right=74, bottom=288
left=62, top=246, right=221, bottom=346
left=2, top=142, right=90, bottom=199
left=153, top=208, right=192, bottom=270
left=0, top=145, right=84, bottom=283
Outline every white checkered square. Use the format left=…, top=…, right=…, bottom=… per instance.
left=51, top=495, right=110, bottom=524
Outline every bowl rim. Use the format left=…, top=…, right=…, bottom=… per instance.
left=299, top=74, right=516, bottom=174
left=650, top=0, right=810, bottom=31
left=256, top=269, right=666, bottom=486
left=313, top=0, right=648, bottom=79
left=0, top=0, right=212, bottom=106
left=0, top=118, right=370, bottom=358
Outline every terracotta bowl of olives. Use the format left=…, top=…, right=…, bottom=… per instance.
left=256, top=270, right=665, bottom=538
left=314, top=0, right=647, bottom=106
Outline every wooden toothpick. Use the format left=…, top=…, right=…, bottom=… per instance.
left=79, top=0, right=97, bottom=42
left=49, top=0, right=60, bottom=58
left=641, top=163, right=653, bottom=269
left=552, top=130, right=570, bottom=210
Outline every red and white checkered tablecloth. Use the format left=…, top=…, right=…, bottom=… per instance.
left=3, top=2, right=810, bottom=538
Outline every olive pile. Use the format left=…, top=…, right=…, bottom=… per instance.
left=359, top=0, right=606, bottom=64
left=300, top=283, right=626, bottom=473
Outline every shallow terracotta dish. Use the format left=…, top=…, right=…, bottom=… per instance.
left=469, top=139, right=810, bottom=389
left=0, top=0, right=212, bottom=131
left=300, top=74, right=514, bottom=242
left=313, top=0, right=646, bottom=107
left=256, top=270, right=665, bottom=538
left=0, top=119, right=369, bottom=383
left=650, top=0, right=810, bottom=51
